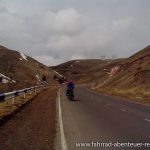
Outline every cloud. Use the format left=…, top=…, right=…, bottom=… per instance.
left=33, top=55, right=63, bottom=66
left=71, top=54, right=86, bottom=60
left=0, top=6, right=9, bottom=13
left=43, top=8, right=85, bottom=35
left=0, top=0, right=150, bottom=66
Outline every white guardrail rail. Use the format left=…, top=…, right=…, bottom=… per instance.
left=0, top=85, right=47, bottom=104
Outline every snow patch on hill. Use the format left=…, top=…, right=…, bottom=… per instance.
left=36, top=75, right=41, bottom=82
left=20, top=53, right=28, bottom=61
left=0, top=73, right=16, bottom=84
left=53, top=70, right=63, bottom=77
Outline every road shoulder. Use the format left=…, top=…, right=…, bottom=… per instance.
left=0, top=86, right=58, bottom=150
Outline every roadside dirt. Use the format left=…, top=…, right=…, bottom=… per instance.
left=0, top=86, right=58, bottom=150
left=0, top=91, right=38, bottom=119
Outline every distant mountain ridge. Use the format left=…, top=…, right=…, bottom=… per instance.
left=51, top=59, right=124, bottom=83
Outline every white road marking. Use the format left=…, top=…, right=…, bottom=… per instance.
left=58, top=90, right=68, bottom=150
left=145, top=119, right=150, bottom=122
left=121, top=109, right=127, bottom=112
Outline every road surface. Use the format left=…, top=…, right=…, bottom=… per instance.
left=57, top=85, right=150, bottom=150
left=0, top=85, right=150, bottom=150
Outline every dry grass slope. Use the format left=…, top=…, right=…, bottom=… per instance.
left=0, top=45, right=55, bottom=93
left=96, top=46, right=150, bottom=104
left=52, top=59, right=123, bottom=84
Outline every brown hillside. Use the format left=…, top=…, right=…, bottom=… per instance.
left=0, top=45, right=55, bottom=93
left=52, top=45, right=150, bottom=104
left=102, top=46, right=150, bottom=89
left=97, top=46, right=150, bottom=104
left=52, top=59, right=123, bottom=84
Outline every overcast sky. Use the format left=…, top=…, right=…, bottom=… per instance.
left=0, top=0, right=150, bottom=65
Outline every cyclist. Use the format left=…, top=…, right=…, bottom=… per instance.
left=66, top=80, right=75, bottom=97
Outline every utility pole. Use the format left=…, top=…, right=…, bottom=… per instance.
left=100, top=55, right=106, bottom=64
left=112, top=55, right=116, bottom=60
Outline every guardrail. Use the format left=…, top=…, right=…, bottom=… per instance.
left=0, top=85, right=47, bottom=104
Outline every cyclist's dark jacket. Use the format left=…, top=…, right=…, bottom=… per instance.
left=67, top=82, right=75, bottom=90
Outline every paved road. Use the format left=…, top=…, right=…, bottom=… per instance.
left=58, top=86, right=150, bottom=150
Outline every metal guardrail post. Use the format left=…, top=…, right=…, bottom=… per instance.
left=12, top=97, right=15, bottom=105
left=34, top=88, right=37, bottom=93
left=0, top=84, right=47, bottom=103
left=23, top=92, right=26, bottom=99
left=29, top=89, right=32, bottom=95
left=38, top=86, right=40, bottom=91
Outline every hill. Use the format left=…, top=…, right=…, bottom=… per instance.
left=52, top=59, right=123, bottom=84
left=0, top=45, right=55, bottom=93
left=95, top=46, right=150, bottom=104
left=52, top=45, right=150, bottom=104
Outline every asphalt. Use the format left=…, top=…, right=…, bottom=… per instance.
left=58, top=85, right=150, bottom=150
